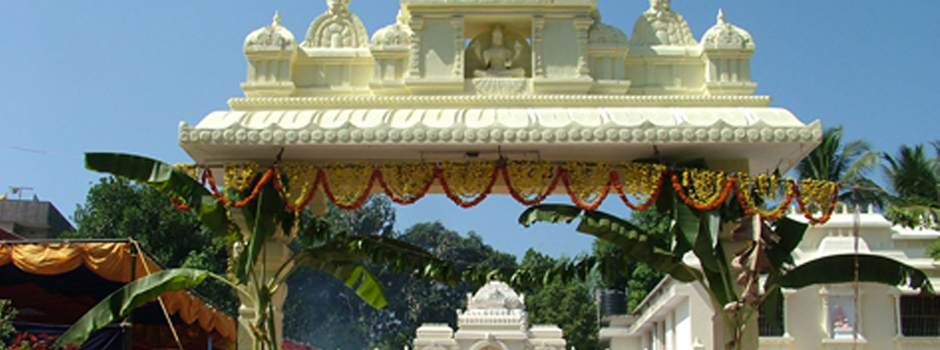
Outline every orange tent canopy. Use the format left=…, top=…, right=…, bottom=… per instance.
left=0, top=240, right=236, bottom=349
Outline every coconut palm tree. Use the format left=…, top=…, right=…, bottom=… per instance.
left=796, top=126, right=882, bottom=206
left=882, top=143, right=940, bottom=231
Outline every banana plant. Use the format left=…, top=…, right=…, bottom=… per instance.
left=57, top=153, right=459, bottom=350
left=520, top=181, right=933, bottom=350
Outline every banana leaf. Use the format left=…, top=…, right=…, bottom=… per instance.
left=84, top=153, right=232, bottom=237
left=294, top=233, right=458, bottom=309
left=55, top=268, right=210, bottom=347
left=519, top=204, right=700, bottom=282
left=779, top=254, right=934, bottom=294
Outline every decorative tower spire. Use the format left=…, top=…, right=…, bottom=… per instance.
left=273, top=11, right=282, bottom=26
left=717, top=9, right=726, bottom=25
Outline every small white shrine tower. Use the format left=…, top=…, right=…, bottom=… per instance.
left=413, top=281, right=567, bottom=350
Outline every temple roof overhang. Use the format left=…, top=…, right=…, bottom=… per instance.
left=180, top=95, right=821, bottom=174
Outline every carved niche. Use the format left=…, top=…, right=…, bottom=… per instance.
left=301, top=0, right=369, bottom=49
left=465, top=26, right=532, bottom=79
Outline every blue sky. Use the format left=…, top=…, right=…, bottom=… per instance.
left=1, top=1, right=938, bottom=259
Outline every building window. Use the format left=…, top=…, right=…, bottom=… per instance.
left=900, top=295, right=940, bottom=336
left=758, top=300, right=784, bottom=337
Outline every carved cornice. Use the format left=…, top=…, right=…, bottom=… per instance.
left=227, top=95, right=773, bottom=110
left=179, top=116, right=821, bottom=147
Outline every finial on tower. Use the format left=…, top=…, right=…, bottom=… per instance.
left=273, top=11, right=282, bottom=26
left=717, top=9, right=726, bottom=24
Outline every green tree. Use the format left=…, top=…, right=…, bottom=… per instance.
left=373, top=222, right=516, bottom=348
left=64, top=177, right=236, bottom=315
left=880, top=143, right=940, bottom=259
left=282, top=197, right=401, bottom=350
left=520, top=250, right=597, bottom=350
left=796, top=126, right=882, bottom=206
left=1, top=299, right=16, bottom=348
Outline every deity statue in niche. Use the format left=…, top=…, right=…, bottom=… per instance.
left=630, top=0, right=696, bottom=46
left=471, top=26, right=526, bottom=78
left=833, top=306, right=852, bottom=331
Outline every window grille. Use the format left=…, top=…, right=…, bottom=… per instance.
left=900, top=295, right=940, bottom=336
left=758, top=301, right=784, bottom=337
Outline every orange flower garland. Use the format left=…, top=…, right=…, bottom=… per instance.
left=796, top=179, right=841, bottom=224
left=501, top=161, right=560, bottom=206
left=320, top=164, right=377, bottom=211
left=438, top=161, right=499, bottom=208
left=613, top=163, right=665, bottom=211
left=561, top=162, right=613, bottom=211
left=376, top=163, right=438, bottom=205
left=272, top=163, right=322, bottom=212
left=165, top=160, right=840, bottom=224
left=671, top=170, right=734, bottom=211
left=734, top=175, right=796, bottom=221
left=203, top=167, right=275, bottom=208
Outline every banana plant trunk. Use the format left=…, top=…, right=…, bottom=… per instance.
left=236, top=236, right=293, bottom=350
left=715, top=311, right=759, bottom=350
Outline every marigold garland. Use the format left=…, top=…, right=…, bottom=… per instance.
left=796, top=179, right=841, bottom=224
left=376, top=163, right=437, bottom=205
left=171, top=160, right=841, bottom=224
left=614, top=163, right=665, bottom=211
left=321, top=163, right=376, bottom=210
left=174, top=164, right=204, bottom=181
left=734, top=174, right=796, bottom=221
left=561, top=162, right=613, bottom=211
left=671, top=169, right=734, bottom=211
left=273, top=163, right=321, bottom=211
left=438, top=161, right=499, bottom=208
left=168, top=195, right=191, bottom=211
left=501, top=161, right=560, bottom=206
left=224, top=163, right=261, bottom=192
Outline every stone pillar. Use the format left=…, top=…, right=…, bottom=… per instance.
left=236, top=235, right=294, bottom=350
left=408, top=16, right=425, bottom=78
left=532, top=16, right=546, bottom=78
left=451, top=16, right=464, bottom=77
left=573, top=16, right=592, bottom=78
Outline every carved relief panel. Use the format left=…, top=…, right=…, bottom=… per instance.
left=465, top=26, right=532, bottom=79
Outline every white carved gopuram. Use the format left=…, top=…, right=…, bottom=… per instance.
left=183, top=2, right=825, bottom=350
left=413, top=281, right=567, bottom=350
left=182, top=0, right=821, bottom=176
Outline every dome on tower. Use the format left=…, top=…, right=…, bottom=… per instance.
left=468, top=280, right=525, bottom=310
left=588, top=11, right=627, bottom=45
left=702, top=10, right=755, bottom=50
left=244, top=12, right=296, bottom=52
left=371, top=10, right=411, bottom=47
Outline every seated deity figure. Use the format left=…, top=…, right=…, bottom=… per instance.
left=472, top=26, right=526, bottom=78
left=630, top=0, right=697, bottom=46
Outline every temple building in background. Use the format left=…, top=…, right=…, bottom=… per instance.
left=413, top=280, right=567, bottom=350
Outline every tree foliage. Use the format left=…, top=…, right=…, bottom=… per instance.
left=64, top=176, right=236, bottom=315
left=797, top=126, right=882, bottom=206
left=1, top=299, right=17, bottom=349
left=519, top=250, right=597, bottom=350
left=283, top=208, right=518, bottom=350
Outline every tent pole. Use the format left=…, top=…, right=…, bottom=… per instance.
left=127, top=243, right=137, bottom=350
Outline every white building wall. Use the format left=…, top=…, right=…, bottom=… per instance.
left=602, top=209, right=940, bottom=350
